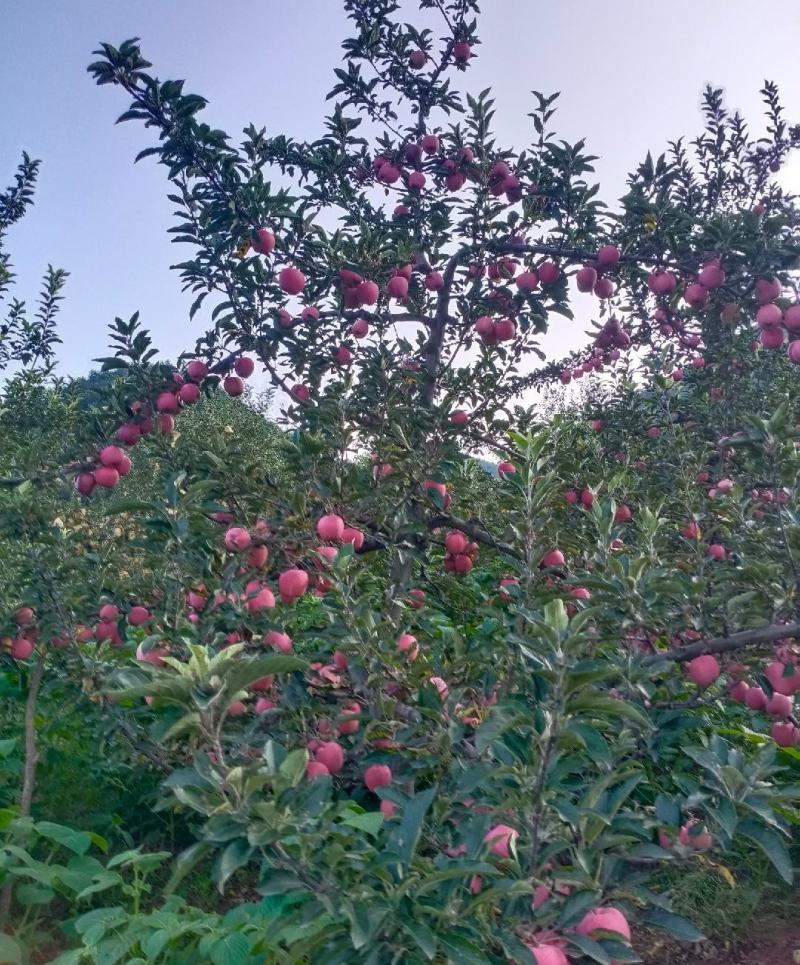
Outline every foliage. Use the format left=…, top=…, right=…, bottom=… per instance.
left=2, top=1, right=800, bottom=962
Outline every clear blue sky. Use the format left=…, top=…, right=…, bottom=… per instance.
left=3, top=0, right=800, bottom=376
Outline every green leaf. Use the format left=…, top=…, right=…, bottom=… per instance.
left=214, top=838, right=253, bottom=893
left=400, top=914, right=437, bottom=959
left=278, top=748, right=309, bottom=787
left=544, top=598, right=568, bottom=633
left=566, top=693, right=650, bottom=729
left=35, top=821, right=92, bottom=855
left=391, top=785, right=436, bottom=864
left=164, top=841, right=212, bottom=896
left=210, top=931, right=251, bottom=965
left=640, top=909, right=704, bottom=941
left=16, top=882, right=55, bottom=906
left=222, top=654, right=306, bottom=700
left=340, top=809, right=384, bottom=839
left=566, top=933, right=612, bottom=964
left=737, top=820, right=794, bottom=884
left=0, top=934, right=24, bottom=965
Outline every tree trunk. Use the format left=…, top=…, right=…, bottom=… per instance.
left=0, top=652, right=45, bottom=922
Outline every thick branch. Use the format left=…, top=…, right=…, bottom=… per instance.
left=429, top=512, right=523, bottom=560
left=642, top=622, right=800, bottom=666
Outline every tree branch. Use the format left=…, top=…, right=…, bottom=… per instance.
left=642, top=622, right=800, bottom=666
left=429, top=511, right=523, bottom=560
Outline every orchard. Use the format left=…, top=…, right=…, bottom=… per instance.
left=2, top=1, right=800, bottom=962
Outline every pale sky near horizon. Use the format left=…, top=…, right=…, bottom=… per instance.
left=3, top=0, right=800, bottom=381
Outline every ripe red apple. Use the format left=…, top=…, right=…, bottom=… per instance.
left=424, top=271, right=444, bottom=292
left=265, top=630, right=292, bottom=652
left=178, top=382, right=201, bottom=405
left=408, top=588, right=426, bottom=609
left=766, top=692, right=793, bottom=718
left=597, top=244, right=621, bottom=267
left=94, top=466, right=120, bottom=488
left=484, top=823, right=517, bottom=858
left=387, top=275, right=409, bottom=300
left=542, top=549, right=565, bottom=568
left=648, top=270, right=677, bottom=294
left=765, top=660, right=800, bottom=695
left=397, top=633, right=419, bottom=660
left=407, top=171, right=426, bottom=190
left=772, top=721, right=799, bottom=747
left=421, top=134, right=440, bottom=154
left=278, top=568, right=309, bottom=603
left=498, top=461, right=516, bottom=475
left=445, top=531, right=468, bottom=555
left=422, top=479, right=447, bottom=501
left=363, top=764, right=392, bottom=791
left=445, top=171, right=466, bottom=191
left=576, top=907, right=631, bottom=941
left=678, top=820, right=712, bottom=851
left=334, top=345, right=353, bottom=365
left=783, top=304, right=800, bottom=332
left=75, top=471, right=96, bottom=496
left=698, top=261, right=725, bottom=289
left=116, top=422, right=140, bottom=446
left=317, top=514, right=345, bottom=541
left=291, top=383, right=310, bottom=402
left=452, top=40, right=472, bottom=63
left=516, top=270, right=539, bottom=292
left=408, top=48, right=426, bottom=69
left=16, top=607, right=35, bottom=627
left=156, top=391, right=180, bottom=414
left=755, top=276, right=781, bottom=304
left=223, top=375, right=244, bottom=396
left=575, top=266, right=598, bottom=292
left=314, top=740, right=344, bottom=774
left=708, top=543, right=725, bottom=561
left=789, top=341, right=800, bottom=365
left=99, top=445, right=125, bottom=468
left=128, top=606, right=151, bottom=626
left=686, top=654, right=720, bottom=688
left=279, top=266, right=305, bottom=295
left=234, top=356, right=255, bottom=378
left=729, top=680, right=749, bottom=703
left=247, top=545, right=269, bottom=568
left=252, top=228, right=275, bottom=255
left=614, top=504, right=632, bottom=523
left=580, top=488, right=593, bottom=508
left=745, top=685, right=767, bottom=710
left=494, top=318, right=516, bottom=341
left=756, top=303, right=783, bottom=328
left=761, top=326, right=785, bottom=349
left=341, top=527, right=364, bottom=550
left=528, top=945, right=568, bottom=965
left=159, top=414, right=175, bottom=433
left=224, top=527, right=252, bottom=551
left=593, top=276, right=615, bottom=299
left=538, top=261, right=560, bottom=285
left=453, top=554, right=473, bottom=573
left=684, top=282, right=709, bottom=307
left=377, top=162, right=400, bottom=184
left=337, top=701, right=361, bottom=735
left=11, top=636, right=34, bottom=660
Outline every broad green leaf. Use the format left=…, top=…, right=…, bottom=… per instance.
left=34, top=821, right=92, bottom=856
left=640, top=908, right=704, bottom=941
left=214, top=838, right=254, bottom=893
left=737, top=819, right=794, bottom=883
left=339, top=809, right=384, bottom=839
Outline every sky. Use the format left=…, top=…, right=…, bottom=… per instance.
left=3, top=0, right=800, bottom=381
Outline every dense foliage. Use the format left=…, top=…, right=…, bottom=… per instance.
left=2, top=2, right=800, bottom=962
